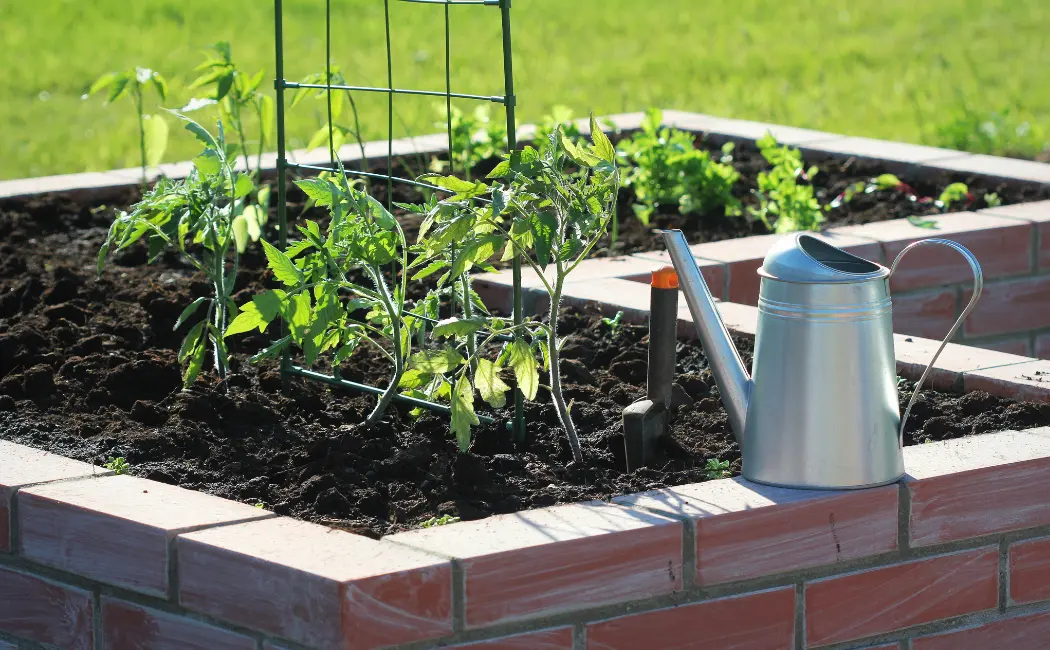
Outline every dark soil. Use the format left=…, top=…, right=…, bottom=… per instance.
left=4, top=189, right=1050, bottom=538
left=3, top=141, right=1050, bottom=538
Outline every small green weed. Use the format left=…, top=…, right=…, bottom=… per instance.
left=704, top=458, right=731, bottom=480
left=619, top=108, right=741, bottom=229
left=749, top=134, right=824, bottom=233
left=601, top=311, right=624, bottom=334
left=105, top=457, right=130, bottom=475
left=420, top=514, right=460, bottom=528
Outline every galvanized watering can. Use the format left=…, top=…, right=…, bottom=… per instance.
left=663, top=230, right=983, bottom=489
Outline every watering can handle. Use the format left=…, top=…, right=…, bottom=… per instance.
left=890, top=239, right=984, bottom=447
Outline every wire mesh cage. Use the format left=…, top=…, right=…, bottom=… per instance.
left=271, top=0, right=526, bottom=436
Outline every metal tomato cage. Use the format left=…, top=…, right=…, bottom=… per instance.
left=271, top=0, right=526, bottom=435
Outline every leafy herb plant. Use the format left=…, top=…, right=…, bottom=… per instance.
left=98, top=114, right=261, bottom=387
left=704, top=458, right=731, bottom=480
left=749, top=134, right=824, bottom=233
left=619, top=108, right=741, bottom=228
left=105, top=457, right=130, bottom=475
left=84, top=67, right=169, bottom=188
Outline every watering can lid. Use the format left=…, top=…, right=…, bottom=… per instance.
left=759, top=233, right=888, bottom=284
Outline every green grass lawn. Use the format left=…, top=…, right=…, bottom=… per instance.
left=2, top=0, right=1048, bottom=180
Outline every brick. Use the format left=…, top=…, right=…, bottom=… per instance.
left=178, top=516, right=451, bottom=650
left=0, top=440, right=101, bottom=552
left=663, top=109, right=840, bottom=146
left=913, top=611, right=1050, bottom=650
left=447, top=628, right=573, bottom=649
left=102, top=598, right=254, bottom=650
left=837, top=211, right=1032, bottom=291
left=975, top=336, right=1032, bottom=357
left=924, top=153, right=1050, bottom=184
left=806, top=136, right=965, bottom=165
left=905, top=429, right=1050, bottom=546
left=806, top=547, right=998, bottom=646
left=0, top=566, right=93, bottom=649
left=629, top=249, right=727, bottom=300
left=989, top=201, right=1050, bottom=271
left=893, top=333, right=1032, bottom=391
left=891, top=289, right=957, bottom=339
left=689, top=231, right=881, bottom=305
left=18, top=474, right=270, bottom=597
left=586, top=587, right=794, bottom=650
left=966, top=276, right=1050, bottom=336
left=963, top=360, right=1050, bottom=402
left=616, top=478, right=897, bottom=586
left=390, top=501, right=682, bottom=628
left=1010, top=536, right=1050, bottom=605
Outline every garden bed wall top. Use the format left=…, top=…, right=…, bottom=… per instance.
left=6, top=428, right=1050, bottom=649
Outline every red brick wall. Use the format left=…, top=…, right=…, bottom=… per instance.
left=4, top=429, right=1050, bottom=649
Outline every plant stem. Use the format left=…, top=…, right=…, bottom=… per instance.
left=546, top=272, right=583, bottom=464
left=135, top=86, right=147, bottom=191
left=365, top=265, right=404, bottom=426
left=460, top=272, right=477, bottom=373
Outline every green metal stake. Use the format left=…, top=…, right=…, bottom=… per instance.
left=273, top=0, right=290, bottom=376
left=499, top=0, right=526, bottom=443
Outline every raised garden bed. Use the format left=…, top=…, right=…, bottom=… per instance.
left=5, top=112, right=1050, bottom=649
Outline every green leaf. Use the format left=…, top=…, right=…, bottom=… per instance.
left=507, top=339, right=538, bottom=400
left=873, top=174, right=902, bottom=190
left=474, top=358, right=510, bottom=408
left=486, top=160, right=511, bottom=179
left=233, top=174, right=254, bottom=199
left=225, top=301, right=267, bottom=336
left=531, top=212, right=558, bottom=267
left=420, top=175, right=488, bottom=200
left=259, top=94, right=275, bottom=143
left=106, top=74, right=132, bottom=103
left=142, top=114, right=169, bottom=167
left=432, top=318, right=485, bottom=338
left=589, top=114, right=616, bottom=163
left=178, top=321, right=206, bottom=363
left=559, top=128, right=599, bottom=168
left=182, top=340, right=207, bottom=387
left=261, top=239, right=303, bottom=286
left=232, top=214, right=250, bottom=254
left=172, top=111, right=220, bottom=150
left=174, top=297, right=208, bottom=331
left=398, top=368, right=430, bottom=390
left=87, top=72, right=118, bottom=96
left=150, top=72, right=168, bottom=101
left=411, top=260, right=447, bottom=281
left=241, top=205, right=264, bottom=240
left=907, top=216, right=939, bottom=229
left=450, top=374, right=479, bottom=452
left=193, top=150, right=222, bottom=176
left=408, top=348, right=466, bottom=374
left=295, top=178, right=336, bottom=207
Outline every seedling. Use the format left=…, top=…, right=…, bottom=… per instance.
left=749, top=134, right=824, bottom=233
left=601, top=311, right=625, bottom=334
left=484, top=117, right=620, bottom=463
left=185, top=42, right=275, bottom=179
left=420, top=514, right=460, bottom=528
left=99, top=114, right=260, bottom=387
left=704, top=458, right=731, bottom=480
left=84, top=67, right=169, bottom=188
left=105, top=457, right=130, bottom=475
left=619, top=108, right=741, bottom=229
left=830, top=174, right=975, bottom=228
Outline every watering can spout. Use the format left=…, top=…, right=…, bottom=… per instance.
left=661, top=230, right=751, bottom=444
